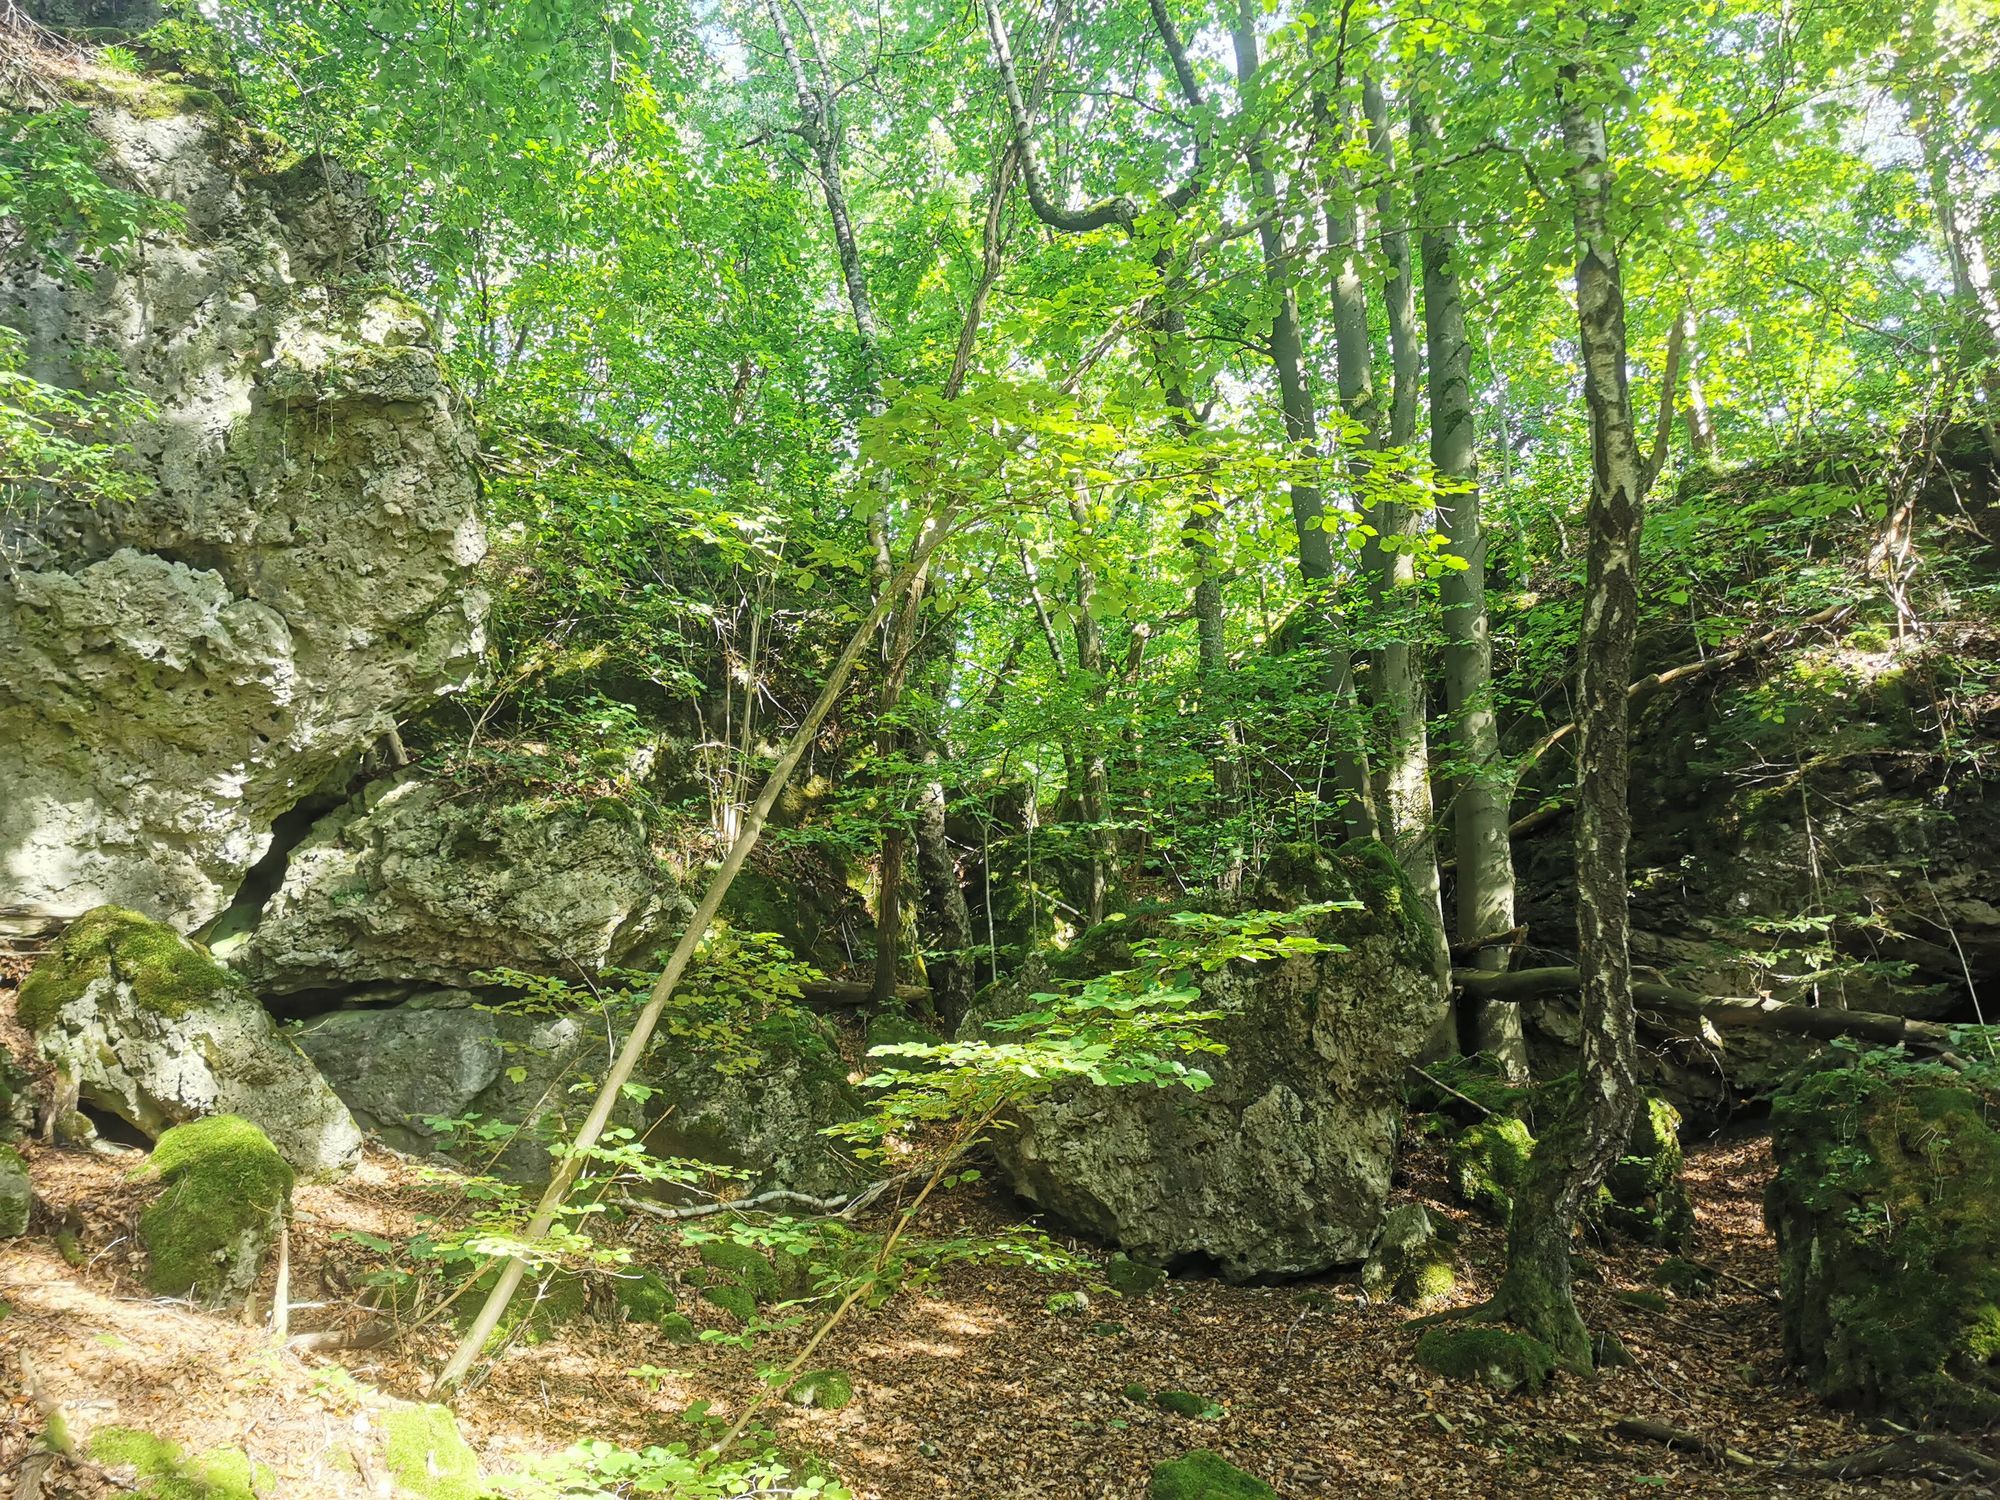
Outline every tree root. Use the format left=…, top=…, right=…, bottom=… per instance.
left=1614, top=1415, right=2000, bottom=1484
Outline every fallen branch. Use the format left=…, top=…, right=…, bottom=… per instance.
left=1805, top=1434, right=2000, bottom=1482
left=1514, top=600, right=1859, bottom=785
left=286, top=1321, right=396, bottom=1354
left=1454, top=966, right=1957, bottom=1050
left=1613, top=1416, right=1762, bottom=1468
left=1406, top=1064, right=1494, bottom=1118
left=801, top=980, right=930, bottom=1009
left=616, top=1173, right=915, bottom=1225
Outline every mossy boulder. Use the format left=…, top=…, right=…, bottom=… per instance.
left=1106, top=1253, right=1168, bottom=1298
left=1601, top=1096, right=1694, bottom=1249
left=0, top=1144, right=28, bottom=1238
left=1414, top=1326, right=1555, bottom=1392
left=1651, top=1257, right=1717, bottom=1297
left=1360, top=1203, right=1454, bottom=1307
left=20, top=908, right=359, bottom=1171
left=611, top=1268, right=677, bottom=1325
left=646, top=1009, right=867, bottom=1201
left=785, top=1370, right=854, bottom=1410
left=1148, top=1450, right=1277, bottom=1500
left=864, top=1011, right=945, bottom=1073
left=88, top=1426, right=276, bottom=1500
left=1448, top=1116, right=1534, bottom=1222
left=964, top=840, right=1449, bottom=1280
left=1153, top=1390, right=1223, bottom=1418
left=138, top=1115, right=292, bottom=1306
left=1767, top=1055, right=2000, bottom=1427
left=381, top=1403, right=483, bottom=1500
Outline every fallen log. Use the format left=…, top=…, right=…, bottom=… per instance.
left=1453, top=966, right=1958, bottom=1050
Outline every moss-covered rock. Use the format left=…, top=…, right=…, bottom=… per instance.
left=659, top=1312, right=697, bottom=1344
left=1414, top=1326, right=1555, bottom=1392
left=138, top=1115, right=292, bottom=1306
left=1106, top=1253, right=1167, bottom=1298
left=380, top=1403, right=483, bottom=1500
left=1152, top=1390, right=1223, bottom=1418
left=1651, top=1257, right=1717, bottom=1297
left=88, top=1426, right=275, bottom=1500
left=1601, top=1096, right=1694, bottom=1249
left=20, top=909, right=359, bottom=1172
left=1360, top=1203, right=1455, bottom=1307
left=1767, top=1055, right=2000, bottom=1426
left=700, top=1283, right=758, bottom=1326
left=700, top=1239, right=781, bottom=1300
left=1448, top=1116, right=1535, bottom=1222
left=864, top=1011, right=945, bottom=1073
left=0, top=1144, right=28, bottom=1238
left=611, top=1268, right=677, bottom=1325
left=1147, top=1449, right=1277, bottom=1500
left=785, top=1370, right=854, bottom=1410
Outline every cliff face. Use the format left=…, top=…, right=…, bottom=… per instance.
left=0, top=63, right=487, bottom=934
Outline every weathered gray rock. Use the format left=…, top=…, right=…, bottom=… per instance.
left=297, top=991, right=865, bottom=1192
left=139, top=1114, right=291, bottom=1306
left=0, top=69, right=485, bottom=936
left=19, top=907, right=360, bottom=1171
left=0, top=1143, right=29, bottom=1238
left=969, top=842, right=1447, bottom=1281
left=230, top=774, right=686, bottom=993
left=293, top=994, right=502, bottom=1154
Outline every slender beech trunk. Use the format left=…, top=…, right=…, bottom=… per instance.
left=1065, top=486, right=1115, bottom=925
left=1229, top=0, right=1378, bottom=841
left=1680, top=305, right=1717, bottom=460
left=1359, top=74, right=1443, bottom=932
left=1489, top=68, right=1647, bottom=1370
left=1412, top=90, right=1524, bottom=1076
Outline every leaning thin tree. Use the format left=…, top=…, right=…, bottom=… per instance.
left=1477, top=45, right=1681, bottom=1368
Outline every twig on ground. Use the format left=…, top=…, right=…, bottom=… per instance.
left=1613, top=1415, right=1762, bottom=1468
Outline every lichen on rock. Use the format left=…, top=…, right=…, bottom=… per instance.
left=1360, top=1203, right=1455, bottom=1307
left=22, top=907, right=359, bottom=1170
left=1766, top=1052, right=2000, bottom=1427
left=0, top=1144, right=29, bottom=1238
left=0, top=63, right=485, bottom=938
left=138, top=1114, right=292, bottom=1306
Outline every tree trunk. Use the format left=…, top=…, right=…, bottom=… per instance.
left=1359, top=74, right=1443, bottom=932
left=915, top=755, right=975, bottom=1030
left=1489, top=69, right=1648, bottom=1371
left=1230, top=0, right=1378, bottom=841
left=1413, top=89, right=1523, bottom=1076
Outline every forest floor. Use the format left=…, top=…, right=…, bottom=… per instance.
left=4, top=1115, right=1994, bottom=1500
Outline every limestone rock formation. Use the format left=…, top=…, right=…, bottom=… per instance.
left=1767, top=1054, right=2000, bottom=1427
left=0, top=65, right=486, bottom=936
left=298, top=990, right=865, bottom=1193
left=20, top=907, right=360, bottom=1171
left=231, top=774, right=686, bottom=994
left=968, top=842, right=1447, bottom=1281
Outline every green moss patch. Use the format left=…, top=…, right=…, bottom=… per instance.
left=1414, top=1326, right=1555, bottom=1392
left=380, top=1404, right=483, bottom=1500
left=1152, top=1390, right=1224, bottom=1419
left=138, top=1115, right=291, bottom=1305
left=1767, top=1054, right=2000, bottom=1426
left=1651, top=1257, right=1717, bottom=1297
left=19, top=907, right=241, bottom=1031
left=611, top=1268, right=677, bottom=1325
left=87, top=1427, right=273, bottom=1500
left=785, top=1370, right=854, bottom=1410
left=1106, top=1253, right=1168, bottom=1298
left=1148, top=1449, right=1277, bottom=1500
left=1448, top=1117, right=1534, bottom=1222
left=1601, top=1096, right=1694, bottom=1249
left=0, top=1144, right=28, bottom=1238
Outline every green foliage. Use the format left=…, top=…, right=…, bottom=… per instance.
left=138, top=1115, right=292, bottom=1303
left=1413, top=1326, right=1556, bottom=1393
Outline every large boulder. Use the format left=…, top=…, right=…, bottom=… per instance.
left=968, top=842, right=1447, bottom=1281
left=0, top=64, right=485, bottom=937
left=229, top=775, right=684, bottom=994
left=297, top=992, right=865, bottom=1193
left=1767, top=1053, right=2000, bottom=1427
left=19, top=907, right=360, bottom=1171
